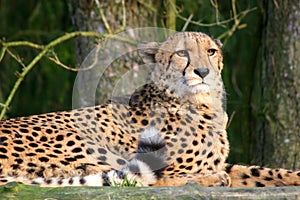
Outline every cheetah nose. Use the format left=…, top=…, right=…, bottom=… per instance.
left=194, top=68, right=210, bottom=78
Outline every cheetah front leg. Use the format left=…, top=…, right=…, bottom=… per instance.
left=152, top=171, right=231, bottom=187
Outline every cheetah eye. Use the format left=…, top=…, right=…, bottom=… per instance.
left=175, top=50, right=188, bottom=57
left=207, top=49, right=217, bottom=56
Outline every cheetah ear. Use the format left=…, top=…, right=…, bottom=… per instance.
left=214, top=39, right=223, bottom=49
left=138, top=42, right=161, bottom=64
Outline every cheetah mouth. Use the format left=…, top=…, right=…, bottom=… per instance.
left=184, top=78, right=208, bottom=87
left=183, top=78, right=210, bottom=93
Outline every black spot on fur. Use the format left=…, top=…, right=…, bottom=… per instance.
left=203, top=114, right=212, bottom=120
left=72, top=147, right=82, bottom=153
left=241, top=174, right=250, bottom=179
left=54, top=144, right=62, bottom=148
left=15, top=159, right=23, bottom=164
left=68, top=178, right=74, bottom=184
left=26, top=153, right=37, bottom=157
left=1, top=129, right=12, bottom=134
left=117, top=159, right=126, bottom=165
left=19, top=128, right=29, bottom=133
left=268, top=170, right=273, bottom=176
left=214, top=159, right=220, bottom=166
left=186, top=149, right=193, bottom=154
left=141, top=119, right=149, bottom=126
left=26, top=136, right=34, bottom=141
left=45, top=179, right=52, bottom=184
left=60, top=161, right=69, bottom=165
left=250, top=168, right=260, bottom=177
left=31, top=181, right=39, bottom=185
left=80, top=178, right=86, bottom=185
left=56, top=135, right=64, bottom=141
left=198, top=125, right=204, bottom=130
left=14, top=146, right=25, bottom=152
left=57, top=179, right=63, bottom=185
left=98, top=148, right=107, bottom=154
left=13, top=140, right=23, bottom=145
left=0, top=148, right=7, bottom=153
left=45, top=129, right=53, bottom=134
left=192, top=140, right=199, bottom=146
left=65, top=157, right=76, bottom=162
left=166, top=167, right=174, bottom=171
left=255, top=181, right=265, bottom=187
left=131, top=118, right=137, bottom=123
left=98, top=156, right=107, bottom=161
left=264, top=177, right=273, bottom=181
left=207, top=152, right=213, bottom=158
left=33, top=127, right=41, bottom=131
left=28, top=163, right=37, bottom=167
left=11, top=164, right=19, bottom=170
left=67, top=141, right=75, bottom=146
left=225, top=164, right=234, bottom=173
left=39, top=157, right=49, bottom=162
left=36, top=148, right=45, bottom=153
left=29, top=143, right=38, bottom=148
left=86, top=148, right=95, bottom=154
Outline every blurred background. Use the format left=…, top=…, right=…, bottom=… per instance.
left=0, top=0, right=299, bottom=169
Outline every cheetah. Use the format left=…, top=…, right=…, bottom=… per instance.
left=0, top=32, right=299, bottom=188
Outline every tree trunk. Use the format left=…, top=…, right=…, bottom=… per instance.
left=255, top=0, right=300, bottom=169
left=68, top=0, right=159, bottom=107
left=69, top=0, right=158, bottom=63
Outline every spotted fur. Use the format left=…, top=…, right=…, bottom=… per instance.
left=0, top=32, right=299, bottom=187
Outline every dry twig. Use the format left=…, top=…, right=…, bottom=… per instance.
left=0, top=31, right=102, bottom=119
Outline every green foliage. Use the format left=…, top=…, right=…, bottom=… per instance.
left=0, top=0, right=75, bottom=117
left=109, top=175, right=140, bottom=187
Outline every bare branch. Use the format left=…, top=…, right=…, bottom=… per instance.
left=121, top=0, right=126, bottom=30
left=47, top=49, right=100, bottom=72
left=181, top=14, right=193, bottom=31
left=210, top=0, right=220, bottom=24
left=6, top=49, right=26, bottom=69
left=0, top=40, right=44, bottom=50
left=137, top=0, right=157, bottom=13
left=0, top=31, right=103, bottom=119
left=172, top=2, right=256, bottom=28
left=217, top=2, right=256, bottom=42
left=48, top=52, right=80, bottom=71
left=0, top=40, right=44, bottom=62
left=0, top=46, right=7, bottom=62
left=95, top=0, right=112, bottom=34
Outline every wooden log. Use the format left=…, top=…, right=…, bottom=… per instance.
left=1, top=183, right=299, bottom=199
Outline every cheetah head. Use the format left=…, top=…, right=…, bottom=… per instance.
left=138, top=32, right=224, bottom=99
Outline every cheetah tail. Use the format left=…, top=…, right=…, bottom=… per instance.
left=224, top=163, right=300, bottom=188
left=0, top=174, right=108, bottom=187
